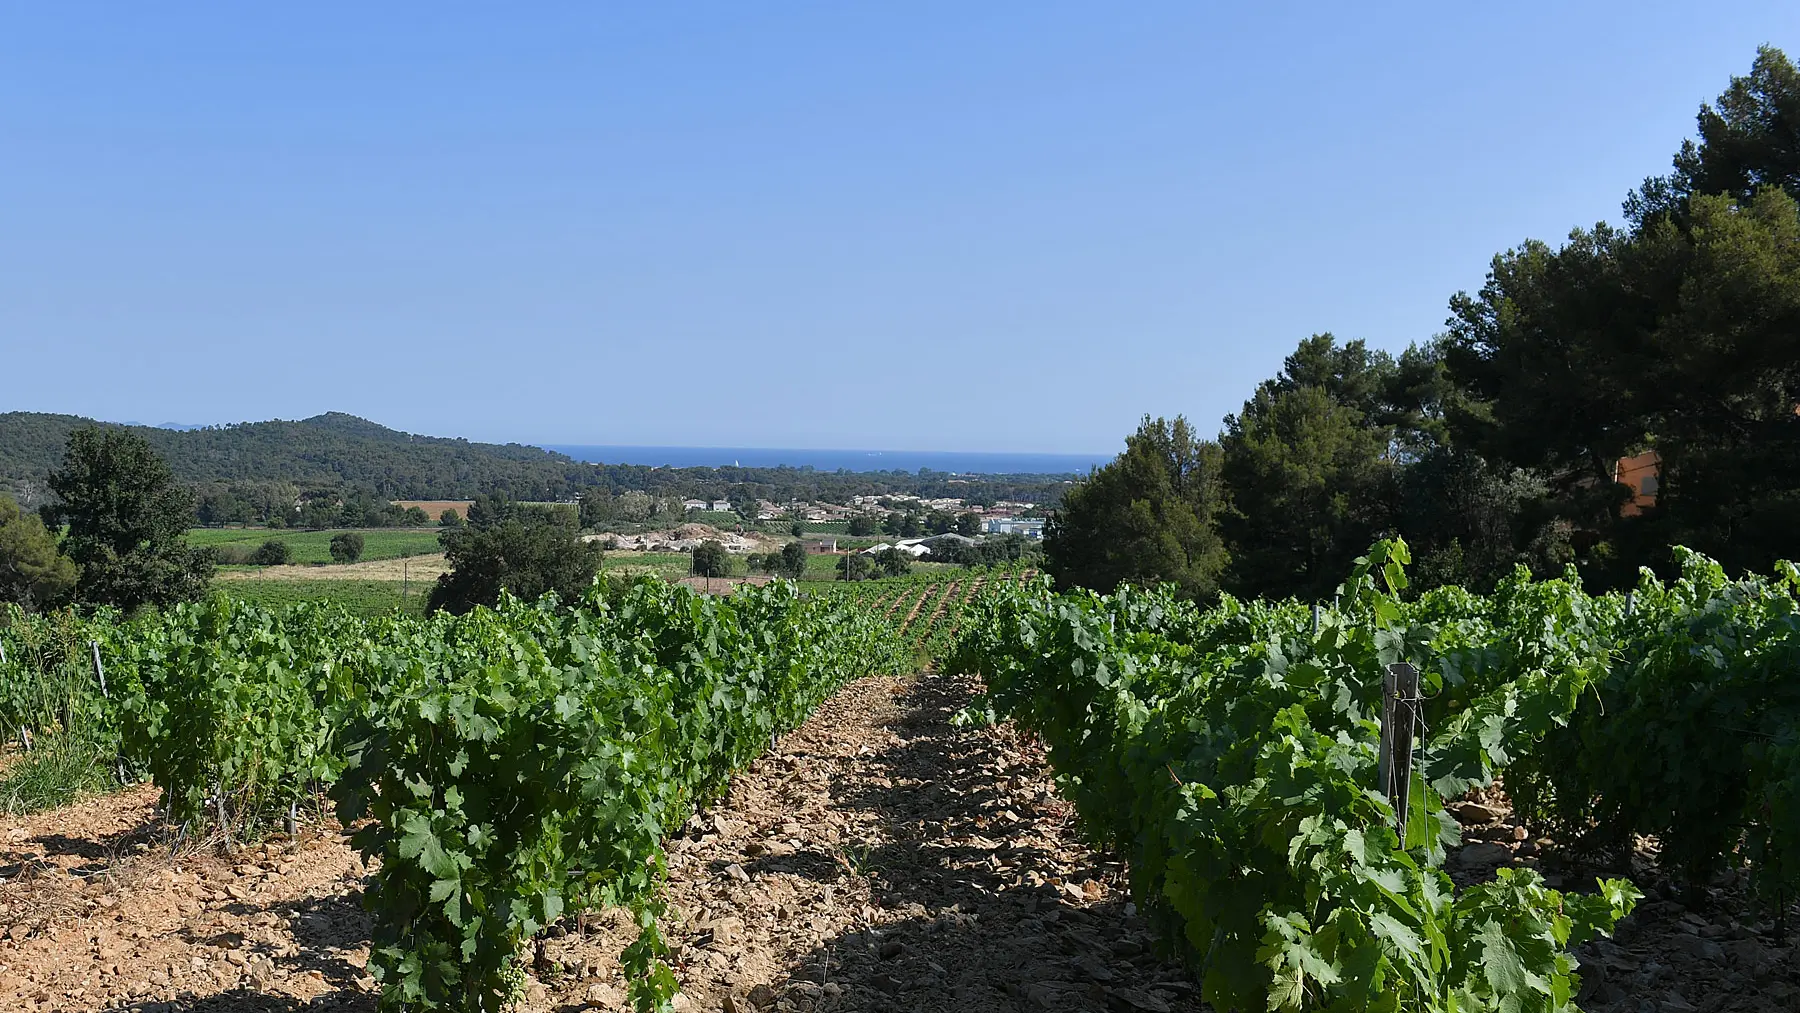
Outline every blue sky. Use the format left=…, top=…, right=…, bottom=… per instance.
left=4, top=4, right=1796, bottom=454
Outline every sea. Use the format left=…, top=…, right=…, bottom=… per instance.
left=540, top=445, right=1110, bottom=476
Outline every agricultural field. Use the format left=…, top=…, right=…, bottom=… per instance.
left=0, top=582, right=902, bottom=1012
left=0, top=546, right=1795, bottom=1012
left=190, top=527, right=444, bottom=565
left=597, top=551, right=693, bottom=582
left=391, top=500, right=472, bottom=520
left=808, top=564, right=1039, bottom=663
left=796, top=552, right=958, bottom=581
left=219, top=578, right=428, bottom=616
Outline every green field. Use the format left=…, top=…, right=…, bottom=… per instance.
left=798, top=551, right=957, bottom=581
left=599, top=552, right=694, bottom=581
left=688, top=510, right=743, bottom=526
left=189, top=527, right=442, bottom=564
left=218, top=579, right=428, bottom=616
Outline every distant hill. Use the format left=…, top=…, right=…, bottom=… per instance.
left=0, top=411, right=1078, bottom=512
left=0, top=412, right=597, bottom=504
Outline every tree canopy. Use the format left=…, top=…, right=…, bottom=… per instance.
left=775, top=540, right=808, bottom=580
left=428, top=518, right=603, bottom=614
left=1045, top=416, right=1228, bottom=598
left=1048, top=47, right=1800, bottom=600
left=691, top=540, right=730, bottom=578
left=0, top=493, right=76, bottom=609
left=1445, top=48, right=1800, bottom=586
left=42, top=427, right=212, bottom=612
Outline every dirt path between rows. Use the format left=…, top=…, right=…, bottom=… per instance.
left=0, top=674, right=1199, bottom=1013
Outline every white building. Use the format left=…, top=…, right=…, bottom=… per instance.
left=984, top=517, right=1045, bottom=539
left=861, top=542, right=931, bottom=557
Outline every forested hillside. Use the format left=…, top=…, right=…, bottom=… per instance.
left=0, top=411, right=1074, bottom=509
left=0, top=412, right=595, bottom=504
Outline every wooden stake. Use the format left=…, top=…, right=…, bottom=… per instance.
left=1380, top=662, right=1420, bottom=843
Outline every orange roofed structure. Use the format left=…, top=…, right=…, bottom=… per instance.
left=1614, top=452, right=1660, bottom=517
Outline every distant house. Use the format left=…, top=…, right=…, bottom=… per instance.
left=861, top=542, right=931, bottom=557
left=1615, top=452, right=1661, bottom=517
left=801, top=537, right=838, bottom=553
left=681, top=499, right=709, bottom=511
left=984, top=517, right=1045, bottom=539
left=709, top=499, right=731, bottom=512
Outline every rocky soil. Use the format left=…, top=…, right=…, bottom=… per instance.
left=1436, top=790, right=1797, bottom=1013
left=0, top=671, right=1792, bottom=1012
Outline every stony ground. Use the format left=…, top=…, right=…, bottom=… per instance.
left=1437, top=788, right=1798, bottom=1013
left=0, top=671, right=1793, bottom=1012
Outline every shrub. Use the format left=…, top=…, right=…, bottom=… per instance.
left=249, top=539, right=291, bottom=566
left=330, top=532, right=365, bottom=564
left=428, top=520, right=603, bottom=614
left=691, top=540, right=729, bottom=578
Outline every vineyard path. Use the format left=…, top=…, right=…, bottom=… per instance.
left=0, top=671, right=1201, bottom=1013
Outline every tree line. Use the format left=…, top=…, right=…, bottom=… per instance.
left=1049, top=48, right=1800, bottom=601
left=0, top=410, right=1074, bottom=513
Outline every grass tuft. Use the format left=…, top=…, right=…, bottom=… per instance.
left=0, top=731, right=119, bottom=815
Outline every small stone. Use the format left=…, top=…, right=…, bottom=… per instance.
left=1454, top=843, right=1512, bottom=869
left=871, top=972, right=903, bottom=994
left=585, top=983, right=625, bottom=1005
left=699, top=917, right=743, bottom=948
left=1109, top=987, right=1174, bottom=1012
left=747, top=983, right=778, bottom=1007
left=1670, top=934, right=1724, bottom=964
left=878, top=940, right=904, bottom=960
left=724, top=864, right=750, bottom=883
left=1451, top=802, right=1501, bottom=825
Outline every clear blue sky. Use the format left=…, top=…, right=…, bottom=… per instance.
left=4, top=4, right=1796, bottom=454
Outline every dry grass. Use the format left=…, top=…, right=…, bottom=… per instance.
left=394, top=500, right=472, bottom=519
left=214, top=553, right=451, bottom=582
